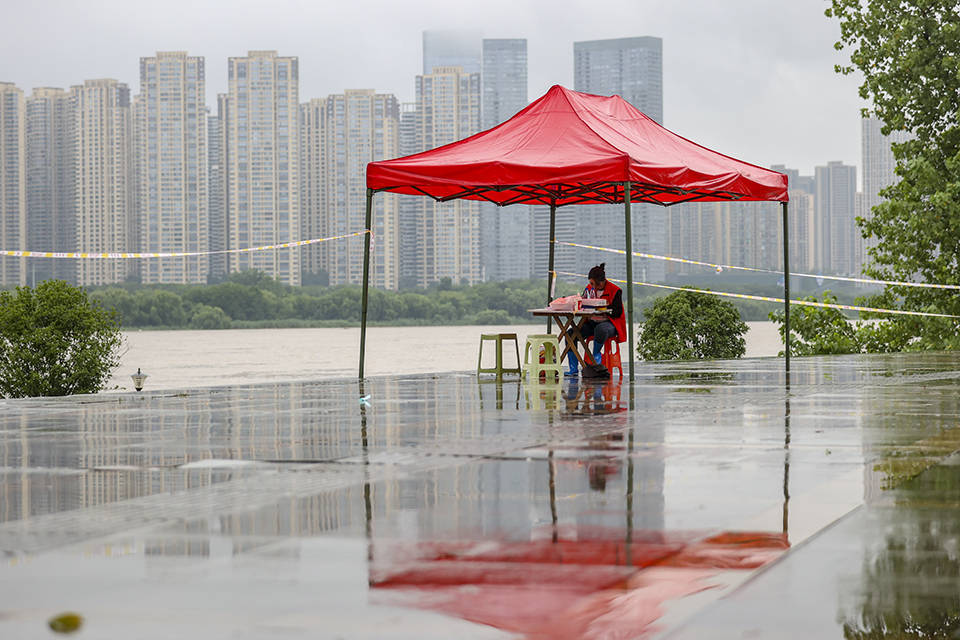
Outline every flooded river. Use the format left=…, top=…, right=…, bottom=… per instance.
left=108, top=321, right=784, bottom=392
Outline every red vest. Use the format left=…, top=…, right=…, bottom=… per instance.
left=585, top=281, right=626, bottom=343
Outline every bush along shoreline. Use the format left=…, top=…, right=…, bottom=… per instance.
left=65, top=270, right=870, bottom=331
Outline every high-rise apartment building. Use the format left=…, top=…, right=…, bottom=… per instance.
left=72, top=79, right=135, bottom=286
left=665, top=199, right=783, bottom=277
left=408, top=66, right=482, bottom=286
left=789, top=191, right=816, bottom=274
left=397, top=102, right=420, bottom=288
left=422, top=30, right=481, bottom=75
left=481, top=39, right=527, bottom=130
left=225, top=51, right=300, bottom=286
left=25, top=87, right=76, bottom=285
left=301, top=90, right=400, bottom=289
left=862, top=117, right=908, bottom=211
left=574, top=36, right=663, bottom=124
left=665, top=201, right=719, bottom=277
left=860, top=117, right=910, bottom=271
left=0, top=82, right=26, bottom=286
left=480, top=38, right=530, bottom=282
left=299, top=97, right=325, bottom=282
left=815, top=161, right=857, bottom=275
left=573, top=37, right=665, bottom=283
left=768, top=164, right=815, bottom=273
left=208, top=95, right=227, bottom=281
left=136, top=52, right=208, bottom=284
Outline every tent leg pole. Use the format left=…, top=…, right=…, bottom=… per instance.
left=782, top=201, right=790, bottom=376
left=623, top=182, right=635, bottom=383
left=360, top=189, right=374, bottom=379
left=546, top=202, right=557, bottom=334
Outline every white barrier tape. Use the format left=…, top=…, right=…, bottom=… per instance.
left=555, top=240, right=960, bottom=291
left=0, top=230, right=369, bottom=259
left=552, top=270, right=960, bottom=319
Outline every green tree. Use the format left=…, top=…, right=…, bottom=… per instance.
left=0, top=281, right=123, bottom=398
left=827, top=0, right=960, bottom=349
left=769, top=292, right=861, bottom=356
left=769, top=293, right=924, bottom=357
left=472, top=309, right=512, bottom=324
left=135, top=289, right=189, bottom=327
left=637, top=290, right=747, bottom=361
left=189, top=304, right=232, bottom=330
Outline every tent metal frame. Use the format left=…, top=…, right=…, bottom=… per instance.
left=359, top=184, right=791, bottom=383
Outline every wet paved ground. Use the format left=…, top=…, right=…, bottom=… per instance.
left=1, top=353, right=960, bottom=638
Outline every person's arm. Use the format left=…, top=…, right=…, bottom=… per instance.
left=609, top=289, right=623, bottom=319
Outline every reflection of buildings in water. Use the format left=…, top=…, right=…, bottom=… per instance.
left=861, top=371, right=960, bottom=503
left=217, top=485, right=365, bottom=544
left=369, top=379, right=665, bottom=542
left=0, top=375, right=497, bottom=539
left=0, top=381, right=400, bottom=525
left=4, top=372, right=661, bottom=556
left=838, top=464, right=960, bottom=637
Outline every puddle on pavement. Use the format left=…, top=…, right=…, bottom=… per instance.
left=2, top=354, right=960, bottom=638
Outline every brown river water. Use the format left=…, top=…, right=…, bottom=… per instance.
left=107, top=322, right=784, bottom=392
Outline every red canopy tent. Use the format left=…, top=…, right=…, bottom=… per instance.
left=363, top=85, right=791, bottom=381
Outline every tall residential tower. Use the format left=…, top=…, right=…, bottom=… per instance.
left=0, top=82, right=26, bottom=286
left=573, top=37, right=665, bottom=282
left=72, top=79, right=135, bottom=286
left=301, top=90, right=400, bottom=289
left=410, top=66, right=482, bottom=286
left=860, top=117, right=910, bottom=272
left=480, top=38, right=530, bottom=281
left=137, top=52, right=208, bottom=284
left=574, top=36, right=663, bottom=124
left=226, top=51, right=300, bottom=286
left=815, top=160, right=857, bottom=274
left=25, top=87, right=75, bottom=284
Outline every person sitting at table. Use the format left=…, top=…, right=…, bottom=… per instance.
left=567, top=263, right=626, bottom=376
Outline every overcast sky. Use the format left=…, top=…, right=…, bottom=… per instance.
left=1, top=0, right=864, bottom=178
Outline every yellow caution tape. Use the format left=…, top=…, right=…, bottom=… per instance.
left=553, top=271, right=960, bottom=319
left=0, top=230, right=368, bottom=259
left=555, top=240, right=960, bottom=291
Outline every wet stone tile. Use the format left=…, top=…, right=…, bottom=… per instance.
left=1, top=353, right=959, bottom=638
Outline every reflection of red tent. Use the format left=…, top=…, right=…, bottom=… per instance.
left=361, top=84, right=793, bottom=381
left=370, top=528, right=789, bottom=639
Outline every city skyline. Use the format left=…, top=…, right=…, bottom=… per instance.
left=0, top=0, right=863, bottom=177
left=0, top=32, right=901, bottom=287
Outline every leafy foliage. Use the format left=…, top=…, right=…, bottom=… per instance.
left=769, top=292, right=861, bottom=356
left=86, top=272, right=589, bottom=328
left=189, top=304, right=231, bottom=330
left=768, top=292, right=925, bottom=357
left=636, top=290, right=747, bottom=361
left=0, top=280, right=123, bottom=398
left=827, top=0, right=960, bottom=349
left=83, top=270, right=830, bottom=331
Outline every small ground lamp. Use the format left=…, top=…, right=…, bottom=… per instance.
left=131, top=368, right=148, bottom=392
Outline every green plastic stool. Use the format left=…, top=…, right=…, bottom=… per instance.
left=477, top=333, right=522, bottom=378
left=525, top=380, right=564, bottom=410
left=522, top=334, right=564, bottom=382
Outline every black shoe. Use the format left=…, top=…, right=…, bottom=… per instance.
left=582, top=363, right=610, bottom=380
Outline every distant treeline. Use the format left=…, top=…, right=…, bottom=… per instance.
left=81, top=270, right=873, bottom=330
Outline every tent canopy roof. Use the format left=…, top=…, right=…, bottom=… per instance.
left=366, top=84, right=788, bottom=207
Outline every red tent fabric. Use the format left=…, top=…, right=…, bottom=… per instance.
left=367, top=84, right=788, bottom=207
